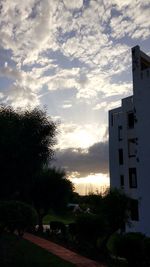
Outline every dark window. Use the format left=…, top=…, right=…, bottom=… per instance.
left=128, top=112, right=134, bottom=129
left=118, top=126, right=123, bottom=141
left=128, top=139, right=136, bottom=157
left=130, top=199, right=139, bottom=221
left=129, top=168, right=137, bottom=188
left=120, top=175, right=124, bottom=188
left=119, top=149, right=123, bottom=165
left=141, top=57, right=150, bottom=71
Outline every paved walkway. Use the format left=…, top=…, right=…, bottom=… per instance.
left=24, top=233, right=106, bottom=267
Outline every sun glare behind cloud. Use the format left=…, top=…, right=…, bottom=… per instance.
left=73, top=130, right=95, bottom=148
left=57, top=123, right=108, bottom=149
left=70, top=173, right=110, bottom=195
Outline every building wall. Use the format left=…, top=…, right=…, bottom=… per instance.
left=109, top=46, right=150, bottom=235
left=132, top=46, right=150, bottom=235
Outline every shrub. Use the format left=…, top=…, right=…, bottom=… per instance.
left=143, top=237, right=150, bottom=265
left=75, top=214, right=106, bottom=247
left=109, top=232, right=146, bottom=267
left=49, top=221, right=66, bottom=237
left=107, top=233, right=122, bottom=255
left=0, top=201, right=37, bottom=236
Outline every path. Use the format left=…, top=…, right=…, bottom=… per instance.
left=24, top=233, right=106, bottom=267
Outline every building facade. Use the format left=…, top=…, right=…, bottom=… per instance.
left=109, top=46, right=150, bottom=235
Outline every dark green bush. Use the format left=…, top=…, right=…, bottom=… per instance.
left=143, top=237, right=150, bottom=265
left=107, top=233, right=122, bottom=255
left=75, top=214, right=106, bottom=248
left=109, top=232, right=146, bottom=267
left=0, top=201, right=37, bottom=236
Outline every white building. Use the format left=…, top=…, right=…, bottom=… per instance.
left=109, top=46, right=150, bottom=236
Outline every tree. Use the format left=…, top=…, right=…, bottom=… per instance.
left=78, top=189, right=131, bottom=258
left=0, top=201, right=37, bottom=236
left=80, top=193, right=103, bottom=213
left=99, top=188, right=131, bottom=257
left=31, top=167, right=74, bottom=231
left=75, top=214, right=107, bottom=256
left=102, top=188, right=131, bottom=234
left=0, top=106, right=56, bottom=201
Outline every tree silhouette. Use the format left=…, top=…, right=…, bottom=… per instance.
left=32, top=167, right=74, bottom=231
left=0, top=106, right=56, bottom=201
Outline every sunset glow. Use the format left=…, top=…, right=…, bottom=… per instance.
left=70, top=173, right=110, bottom=195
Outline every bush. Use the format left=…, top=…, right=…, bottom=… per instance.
left=107, top=233, right=122, bottom=255
left=75, top=214, right=107, bottom=251
left=0, top=201, right=37, bottom=236
left=143, top=237, right=150, bottom=265
left=109, top=232, right=146, bottom=267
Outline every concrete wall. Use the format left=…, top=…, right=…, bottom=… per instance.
left=109, top=46, right=150, bottom=235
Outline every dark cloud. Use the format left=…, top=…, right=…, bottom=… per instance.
left=53, top=141, right=109, bottom=177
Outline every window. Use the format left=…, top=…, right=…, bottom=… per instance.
left=118, top=126, right=123, bottom=141
left=128, top=139, right=136, bottom=157
left=130, top=199, right=139, bottom=221
left=119, top=149, right=123, bottom=165
left=129, top=168, right=137, bottom=188
left=120, top=175, right=124, bottom=188
left=141, top=57, right=150, bottom=71
left=127, top=112, right=134, bottom=129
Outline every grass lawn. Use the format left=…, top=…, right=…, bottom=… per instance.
left=0, top=233, right=75, bottom=267
left=43, top=213, right=75, bottom=225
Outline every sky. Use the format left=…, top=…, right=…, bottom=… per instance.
left=0, top=0, right=150, bottom=194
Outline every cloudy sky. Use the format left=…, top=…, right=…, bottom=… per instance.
left=0, top=0, right=150, bottom=194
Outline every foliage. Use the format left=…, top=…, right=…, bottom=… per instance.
left=0, top=106, right=56, bottom=201
left=75, top=213, right=106, bottom=243
left=144, top=237, right=150, bottom=264
left=101, top=188, right=131, bottom=234
left=107, top=233, right=122, bottom=255
left=49, top=221, right=66, bottom=237
left=0, top=233, right=75, bottom=267
left=108, top=232, right=149, bottom=267
left=80, top=189, right=130, bottom=235
left=43, top=213, right=74, bottom=225
left=0, top=201, right=37, bottom=236
left=80, top=193, right=103, bottom=213
left=32, top=167, right=74, bottom=230
left=72, top=189, right=131, bottom=259
left=74, top=213, right=107, bottom=258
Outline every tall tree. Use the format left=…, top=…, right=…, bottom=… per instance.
left=99, top=188, right=131, bottom=257
left=32, top=167, right=74, bottom=231
left=0, top=106, right=56, bottom=201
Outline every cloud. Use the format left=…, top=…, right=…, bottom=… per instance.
left=93, top=100, right=121, bottom=111
left=0, top=0, right=149, bottom=108
left=1, top=82, right=40, bottom=109
left=0, top=0, right=149, bottom=69
left=53, top=141, right=109, bottom=177
left=110, top=0, right=150, bottom=40
left=56, top=122, right=108, bottom=149
left=63, top=0, right=83, bottom=10
left=62, top=104, right=72, bottom=109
